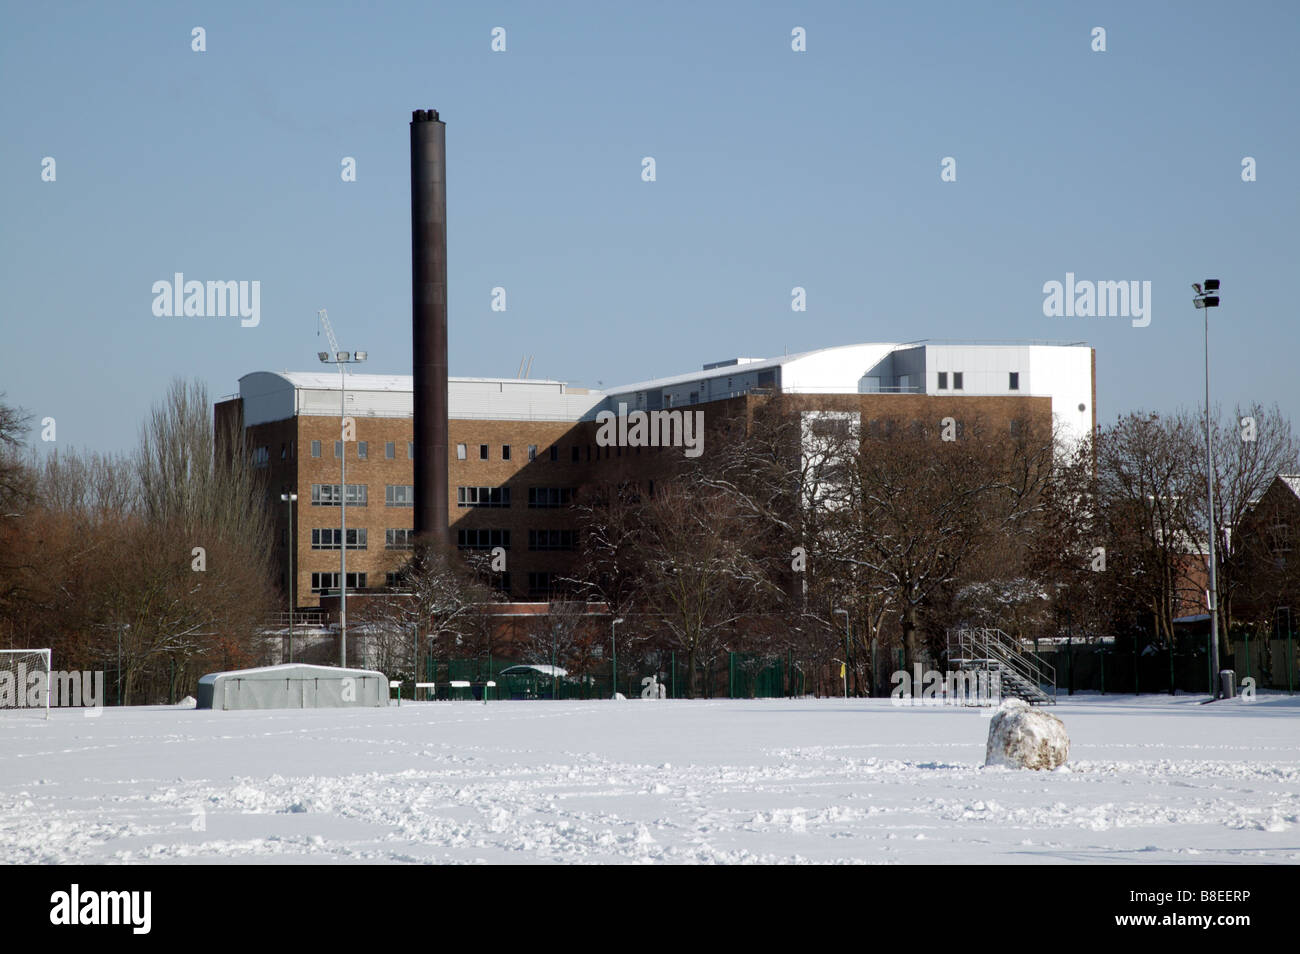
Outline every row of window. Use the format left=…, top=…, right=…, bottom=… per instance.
left=313, top=569, right=562, bottom=597
left=311, top=571, right=366, bottom=594
left=934, top=371, right=1020, bottom=391
left=454, top=443, right=661, bottom=464
left=309, top=440, right=414, bottom=460
left=309, top=484, right=415, bottom=507
left=454, top=529, right=579, bottom=551
left=310, top=484, right=576, bottom=510
left=309, top=528, right=413, bottom=550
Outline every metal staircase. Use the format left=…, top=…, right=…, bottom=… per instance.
left=947, top=628, right=1056, bottom=705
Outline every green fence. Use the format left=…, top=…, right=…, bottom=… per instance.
left=411, top=652, right=809, bottom=700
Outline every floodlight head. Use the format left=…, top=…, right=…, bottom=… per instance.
left=318, top=351, right=330, bottom=362
left=337, top=351, right=350, bottom=361
left=1203, top=295, right=1219, bottom=308
left=1192, top=283, right=1202, bottom=294
left=354, top=350, right=368, bottom=361
left=1204, top=279, right=1220, bottom=291
left=1193, top=298, right=1205, bottom=309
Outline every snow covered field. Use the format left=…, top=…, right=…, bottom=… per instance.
left=3, top=694, right=1298, bottom=864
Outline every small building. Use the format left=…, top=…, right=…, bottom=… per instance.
left=196, top=663, right=388, bottom=710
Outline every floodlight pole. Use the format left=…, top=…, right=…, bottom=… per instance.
left=280, top=492, right=298, bottom=663
left=611, top=617, right=624, bottom=698
left=1193, top=282, right=1222, bottom=698
left=834, top=608, right=850, bottom=700
left=339, top=360, right=347, bottom=668
left=319, top=348, right=366, bottom=668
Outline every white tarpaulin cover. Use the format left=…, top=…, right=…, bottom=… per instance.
left=196, top=664, right=387, bottom=711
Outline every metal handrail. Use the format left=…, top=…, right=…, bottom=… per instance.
left=950, top=628, right=1056, bottom=702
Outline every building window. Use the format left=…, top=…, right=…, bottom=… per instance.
left=386, top=441, right=396, bottom=459
left=953, top=372, right=964, bottom=390
left=407, top=441, right=414, bottom=459
left=937, top=372, right=948, bottom=390
left=252, top=446, right=269, bottom=468
left=385, top=572, right=406, bottom=589
left=528, top=529, right=578, bottom=551
left=529, top=487, right=574, bottom=508
left=385, top=484, right=415, bottom=507
left=311, top=484, right=367, bottom=506
left=456, top=486, right=510, bottom=508
left=457, top=528, right=510, bottom=550
left=357, top=441, right=368, bottom=460
left=311, top=571, right=366, bottom=594
left=479, top=444, right=489, bottom=461
left=527, top=572, right=560, bottom=599
left=280, top=442, right=287, bottom=460
left=311, top=440, right=321, bottom=458
left=385, top=529, right=414, bottom=550
left=311, top=528, right=367, bottom=550
left=456, top=443, right=466, bottom=460
left=1271, top=520, right=1292, bottom=555
left=502, top=445, right=511, bottom=461
left=527, top=445, right=537, bottom=461
left=1009, top=372, right=1020, bottom=391
left=571, top=446, right=579, bottom=462
left=549, top=446, right=558, bottom=462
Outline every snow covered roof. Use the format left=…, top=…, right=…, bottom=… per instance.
left=197, top=663, right=384, bottom=685
left=1278, top=475, right=1300, bottom=500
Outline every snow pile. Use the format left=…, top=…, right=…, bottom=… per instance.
left=985, top=699, right=1069, bottom=770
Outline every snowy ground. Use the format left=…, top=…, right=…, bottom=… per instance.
left=2, top=694, right=1298, bottom=864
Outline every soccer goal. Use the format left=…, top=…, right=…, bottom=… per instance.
left=0, top=649, right=52, bottom=719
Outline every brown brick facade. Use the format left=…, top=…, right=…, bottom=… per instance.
left=221, top=389, right=1054, bottom=609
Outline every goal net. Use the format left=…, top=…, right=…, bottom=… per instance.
left=0, top=649, right=51, bottom=719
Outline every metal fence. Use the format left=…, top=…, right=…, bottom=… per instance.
left=401, top=651, right=809, bottom=701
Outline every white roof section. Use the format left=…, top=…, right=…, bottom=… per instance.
left=197, top=663, right=384, bottom=685
left=231, top=340, right=1093, bottom=439
left=1279, top=475, right=1300, bottom=500
left=236, top=371, right=605, bottom=426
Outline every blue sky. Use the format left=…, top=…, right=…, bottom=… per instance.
left=2, top=1, right=1296, bottom=453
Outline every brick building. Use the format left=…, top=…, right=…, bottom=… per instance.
left=214, top=340, right=1095, bottom=610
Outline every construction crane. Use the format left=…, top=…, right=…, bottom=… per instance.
left=317, top=308, right=342, bottom=359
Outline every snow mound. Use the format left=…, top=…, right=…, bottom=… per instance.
left=177, top=696, right=197, bottom=708
left=985, top=699, right=1069, bottom=770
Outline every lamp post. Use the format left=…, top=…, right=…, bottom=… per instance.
left=1192, top=280, right=1221, bottom=698
left=117, top=623, right=129, bottom=706
left=280, top=492, right=298, bottom=663
left=318, top=348, right=367, bottom=668
left=611, top=617, right=624, bottom=699
left=834, top=608, right=850, bottom=700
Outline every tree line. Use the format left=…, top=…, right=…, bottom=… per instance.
left=0, top=381, right=278, bottom=703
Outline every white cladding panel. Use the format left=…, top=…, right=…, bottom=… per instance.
left=238, top=372, right=602, bottom=425
left=1028, top=346, right=1093, bottom=445
left=781, top=344, right=899, bottom=393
